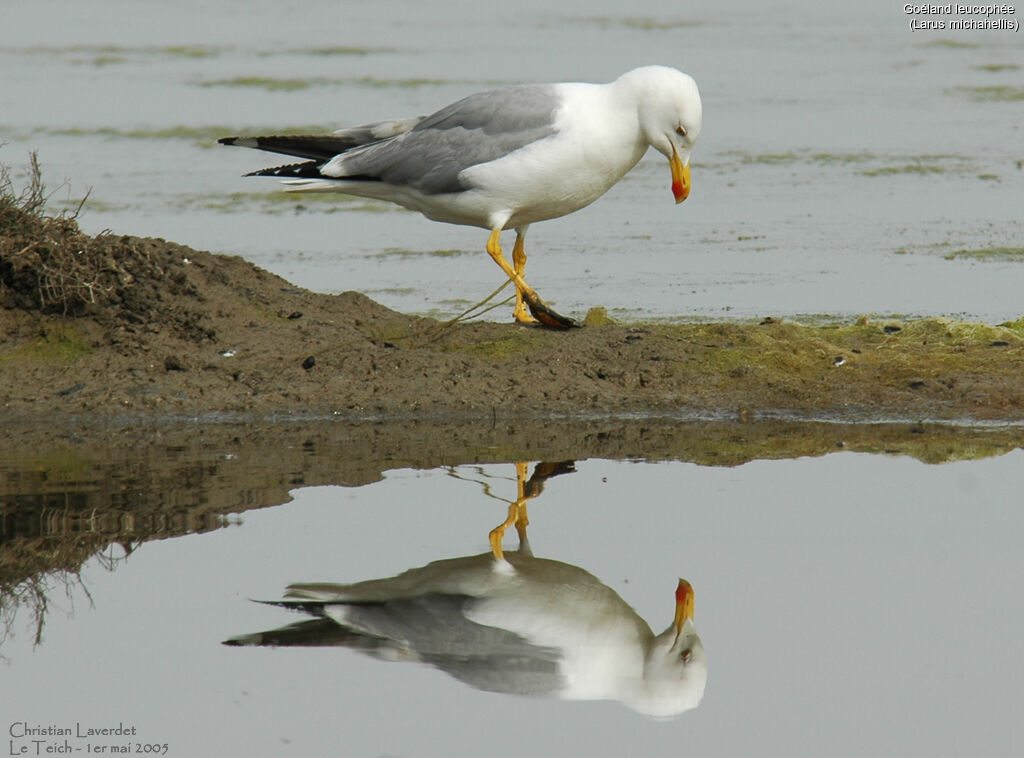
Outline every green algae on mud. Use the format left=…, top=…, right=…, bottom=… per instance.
left=894, top=242, right=1024, bottom=261
left=198, top=76, right=325, bottom=92
left=943, top=246, right=1024, bottom=261
left=368, top=247, right=474, bottom=260
left=22, top=123, right=329, bottom=147
left=176, top=190, right=394, bottom=215
left=974, top=63, right=1021, bottom=72
left=952, top=85, right=1024, bottom=102
left=8, top=44, right=228, bottom=60
left=712, top=149, right=976, bottom=177
left=860, top=163, right=947, bottom=177
left=568, top=16, right=703, bottom=30
left=197, top=75, right=453, bottom=92
left=0, top=323, right=91, bottom=365
left=922, top=38, right=982, bottom=49
left=284, top=45, right=396, bottom=56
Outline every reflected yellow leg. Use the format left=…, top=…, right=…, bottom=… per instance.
left=513, top=461, right=530, bottom=542
left=485, top=229, right=576, bottom=329
left=489, top=462, right=533, bottom=561
left=489, top=502, right=519, bottom=561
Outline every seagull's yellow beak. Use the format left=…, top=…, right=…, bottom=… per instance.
left=673, top=578, right=695, bottom=641
left=671, top=146, right=690, bottom=204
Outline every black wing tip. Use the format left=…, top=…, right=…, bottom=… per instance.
left=216, top=134, right=348, bottom=159
left=219, top=136, right=266, bottom=150
left=243, top=160, right=324, bottom=178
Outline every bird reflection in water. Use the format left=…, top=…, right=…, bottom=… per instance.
left=225, top=462, right=707, bottom=717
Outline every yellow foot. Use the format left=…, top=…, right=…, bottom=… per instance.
left=513, top=302, right=540, bottom=325
left=485, top=228, right=576, bottom=330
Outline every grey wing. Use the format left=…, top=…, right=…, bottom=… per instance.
left=331, top=116, right=425, bottom=142
left=322, top=84, right=562, bottom=194
left=218, top=117, right=424, bottom=166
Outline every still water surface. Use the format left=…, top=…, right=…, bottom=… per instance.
left=2, top=449, right=1023, bottom=756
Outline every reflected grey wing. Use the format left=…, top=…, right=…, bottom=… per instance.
left=342, top=594, right=563, bottom=696
left=223, top=617, right=378, bottom=649
left=348, top=598, right=565, bottom=692
left=422, top=649, right=562, bottom=697
left=323, top=84, right=561, bottom=194
left=228, top=594, right=564, bottom=697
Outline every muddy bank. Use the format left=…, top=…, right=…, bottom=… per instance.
left=3, top=238, right=1024, bottom=424
left=3, top=161, right=1024, bottom=424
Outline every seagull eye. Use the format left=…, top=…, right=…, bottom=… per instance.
left=680, top=648, right=692, bottom=663
left=675, top=126, right=687, bottom=138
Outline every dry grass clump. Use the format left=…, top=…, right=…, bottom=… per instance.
left=0, top=152, right=178, bottom=317
left=1, top=152, right=101, bottom=313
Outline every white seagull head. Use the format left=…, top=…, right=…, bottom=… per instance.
left=619, top=65, right=703, bottom=203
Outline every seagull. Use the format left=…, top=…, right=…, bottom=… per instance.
left=218, top=65, right=703, bottom=328
left=225, top=462, right=706, bottom=717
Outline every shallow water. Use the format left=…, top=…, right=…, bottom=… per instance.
left=3, top=0, right=1022, bottom=323
left=2, top=438, right=1023, bottom=756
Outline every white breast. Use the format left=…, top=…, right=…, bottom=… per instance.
left=460, top=82, right=649, bottom=230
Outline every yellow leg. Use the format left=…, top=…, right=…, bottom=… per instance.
left=511, top=234, right=539, bottom=325
left=485, top=229, right=576, bottom=329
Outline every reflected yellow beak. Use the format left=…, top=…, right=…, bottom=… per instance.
left=673, top=578, right=695, bottom=640
left=670, top=146, right=690, bottom=203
